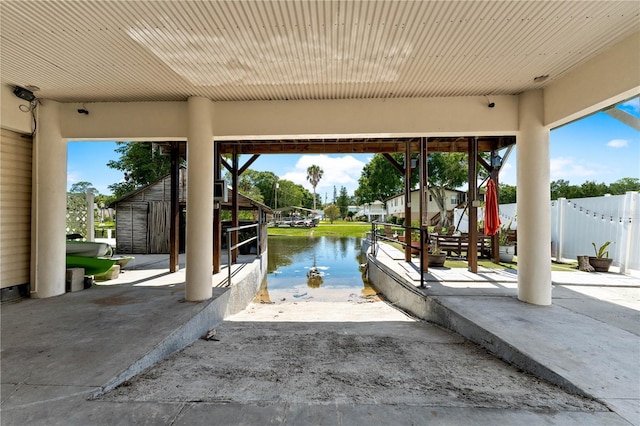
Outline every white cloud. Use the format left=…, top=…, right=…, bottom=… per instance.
left=67, top=171, right=81, bottom=186
left=281, top=154, right=367, bottom=195
left=607, top=139, right=628, bottom=148
left=550, top=157, right=600, bottom=181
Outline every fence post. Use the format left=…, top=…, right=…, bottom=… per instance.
left=87, top=189, right=95, bottom=241
left=621, top=191, right=638, bottom=274
left=557, top=197, right=565, bottom=261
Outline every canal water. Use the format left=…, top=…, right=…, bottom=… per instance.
left=260, top=235, right=376, bottom=302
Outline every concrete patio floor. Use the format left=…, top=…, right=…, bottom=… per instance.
left=1, top=250, right=638, bottom=425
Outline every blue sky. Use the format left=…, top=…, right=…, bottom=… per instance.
left=68, top=98, right=639, bottom=197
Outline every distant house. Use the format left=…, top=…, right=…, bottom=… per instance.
left=385, top=188, right=467, bottom=224
left=355, top=200, right=387, bottom=222
left=112, top=168, right=271, bottom=254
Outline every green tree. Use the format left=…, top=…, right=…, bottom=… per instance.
left=498, top=183, right=517, bottom=204
left=579, top=180, right=608, bottom=198
left=107, top=142, right=171, bottom=198
left=236, top=174, right=264, bottom=203
left=306, top=165, right=324, bottom=212
left=69, top=181, right=97, bottom=194
left=276, top=180, right=311, bottom=209
left=324, top=204, right=340, bottom=224
left=242, top=169, right=278, bottom=207
left=427, top=153, right=469, bottom=226
left=336, top=186, right=350, bottom=217
left=550, top=179, right=581, bottom=200
left=608, top=177, right=640, bottom=194
left=354, top=153, right=419, bottom=204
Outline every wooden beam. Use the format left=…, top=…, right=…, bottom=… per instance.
left=221, top=157, right=232, bottom=173
left=216, top=136, right=515, bottom=156
left=169, top=142, right=180, bottom=273
left=238, top=154, right=261, bottom=175
left=213, top=147, right=222, bottom=273
left=231, top=152, right=239, bottom=263
left=467, top=137, right=478, bottom=273
left=477, top=154, right=491, bottom=173
left=382, top=153, right=405, bottom=175
left=419, top=137, right=429, bottom=274
left=404, top=140, right=412, bottom=263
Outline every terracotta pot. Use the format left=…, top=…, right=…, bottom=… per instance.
left=588, top=257, right=613, bottom=272
left=410, top=241, right=420, bottom=254
left=428, top=253, right=446, bottom=267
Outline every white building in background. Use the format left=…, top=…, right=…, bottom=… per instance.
left=355, top=200, right=387, bottom=222
left=386, top=188, right=467, bottom=225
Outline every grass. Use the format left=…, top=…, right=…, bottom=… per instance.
left=384, top=241, right=579, bottom=271
left=267, top=220, right=372, bottom=238
left=433, top=257, right=578, bottom=271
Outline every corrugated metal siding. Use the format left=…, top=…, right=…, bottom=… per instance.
left=0, top=129, right=32, bottom=288
left=1, top=1, right=638, bottom=103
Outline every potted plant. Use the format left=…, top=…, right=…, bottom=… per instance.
left=588, top=241, right=614, bottom=272
left=428, top=239, right=446, bottom=267
left=498, top=219, right=515, bottom=263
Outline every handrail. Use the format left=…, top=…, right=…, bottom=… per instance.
left=371, top=221, right=427, bottom=288
left=226, top=222, right=261, bottom=286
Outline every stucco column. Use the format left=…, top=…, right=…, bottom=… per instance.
left=517, top=90, right=552, bottom=305
left=185, top=97, right=214, bottom=301
left=31, top=100, right=66, bottom=298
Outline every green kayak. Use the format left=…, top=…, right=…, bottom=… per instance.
left=66, top=256, right=116, bottom=276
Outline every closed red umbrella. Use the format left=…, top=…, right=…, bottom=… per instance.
left=484, top=179, right=501, bottom=236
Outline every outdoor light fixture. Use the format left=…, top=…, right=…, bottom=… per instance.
left=13, top=86, right=36, bottom=102
left=485, top=96, right=495, bottom=108
left=77, top=103, right=89, bottom=114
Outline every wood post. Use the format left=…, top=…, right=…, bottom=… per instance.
left=467, top=137, right=478, bottom=272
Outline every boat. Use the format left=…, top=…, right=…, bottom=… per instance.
left=110, top=256, right=135, bottom=269
left=65, top=255, right=116, bottom=276
left=66, top=241, right=112, bottom=257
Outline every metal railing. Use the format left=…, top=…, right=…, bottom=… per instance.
left=225, top=222, right=261, bottom=286
left=371, top=221, right=427, bottom=288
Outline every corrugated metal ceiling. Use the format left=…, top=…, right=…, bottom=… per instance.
left=1, top=1, right=638, bottom=103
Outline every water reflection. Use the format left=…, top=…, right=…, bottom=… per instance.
left=266, top=235, right=372, bottom=294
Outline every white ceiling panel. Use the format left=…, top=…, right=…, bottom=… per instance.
left=1, top=1, right=638, bottom=103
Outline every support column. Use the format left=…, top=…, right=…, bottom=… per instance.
left=517, top=90, right=552, bottom=305
left=31, top=100, right=66, bottom=298
left=185, top=97, right=214, bottom=301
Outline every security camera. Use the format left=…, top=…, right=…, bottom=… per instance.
left=488, top=102, right=495, bottom=108
left=13, top=86, right=36, bottom=102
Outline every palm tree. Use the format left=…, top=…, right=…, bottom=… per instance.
left=306, top=165, right=324, bottom=212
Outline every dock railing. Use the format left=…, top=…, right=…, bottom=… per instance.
left=225, top=222, right=261, bottom=286
left=371, top=221, right=427, bottom=288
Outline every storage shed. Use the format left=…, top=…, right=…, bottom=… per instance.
left=112, top=168, right=271, bottom=254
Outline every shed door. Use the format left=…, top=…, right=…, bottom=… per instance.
left=148, top=201, right=170, bottom=254
left=1, top=129, right=32, bottom=289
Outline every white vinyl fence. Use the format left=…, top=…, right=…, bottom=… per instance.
left=454, top=192, right=639, bottom=273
